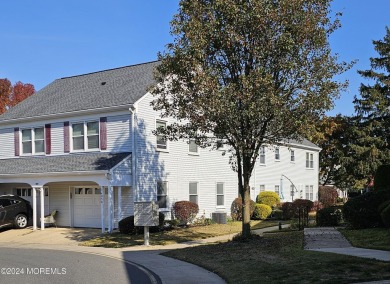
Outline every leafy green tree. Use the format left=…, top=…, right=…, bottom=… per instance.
left=352, top=27, right=390, bottom=184
left=152, top=0, right=350, bottom=238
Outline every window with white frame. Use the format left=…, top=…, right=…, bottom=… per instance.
left=306, top=153, right=314, bottom=168
left=21, top=127, right=45, bottom=155
left=189, top=182, right=198, bottom=204
left=275, top=185, right=280, bottom=196
left=189, top=139, right=198, bottom=154
left=157, top=181, right=168, bottom=208
left=260, top=185, right=265, bottom=192
left=16, top=188, right=32, bottom=197
left=305, top=185, right=314, bottom=200
left=259, top=146, right=265, bottom=164
left=216, top=183, right=224, bottom=206
left=275, top=148, right=280, bottom=160
left=290, top=150, right=295, bottom=162
left=72, top=121, right=99, bottom=151
left=156, top=120, right=167, bottom=150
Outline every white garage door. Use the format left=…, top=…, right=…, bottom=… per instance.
left=73, top=187, right=104, bottom=228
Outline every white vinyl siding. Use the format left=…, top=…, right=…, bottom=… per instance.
left=260, top=185, right=265, bottom=192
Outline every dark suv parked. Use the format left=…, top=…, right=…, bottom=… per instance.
left=0, top=195, right=33, bottom=229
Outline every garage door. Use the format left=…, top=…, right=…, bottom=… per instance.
left=73, top=187, right=104, bottom=228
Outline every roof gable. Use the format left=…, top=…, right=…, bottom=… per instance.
left=0, top=61, right=159, bottom=122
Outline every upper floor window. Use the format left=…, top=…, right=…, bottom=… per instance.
left=21, top=127, right=44, bottom=155
left=189, top=139, right=198, bottom=154
left=157, top=181, right=168, bottom=209
left=72, top=121, right=99, bottom=151
left=275, top=148, right=280, bottom=161
left=290, top=150, right=295, bottom=162
left=306, top=153, right=314, bottom=168
left=259, top=147, right=265, bottom=164
left=156, top=120, right=167, bottom=150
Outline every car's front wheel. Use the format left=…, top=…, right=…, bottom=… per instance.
left=14, top=214, right=28, bottom=229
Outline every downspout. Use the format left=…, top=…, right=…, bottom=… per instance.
left=129, top=106, right=137, bottom=202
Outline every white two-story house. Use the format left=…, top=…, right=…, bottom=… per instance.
left=0, top=61, right=320, bottom=231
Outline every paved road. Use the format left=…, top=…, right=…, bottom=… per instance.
left=0, top=247, right=161, bottom=284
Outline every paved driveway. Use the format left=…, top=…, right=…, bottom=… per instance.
left=0, top=227, right=102, bottom=246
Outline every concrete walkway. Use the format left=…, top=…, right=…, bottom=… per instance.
left=304, top=227, right=390, bottom=262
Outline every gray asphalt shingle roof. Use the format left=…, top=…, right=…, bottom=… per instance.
left=0, top=152, right=130, bottom=175
left=0, top=61, right=159, bottom=122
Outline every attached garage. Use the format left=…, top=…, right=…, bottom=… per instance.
left=73, top=187, right=103, bottom=228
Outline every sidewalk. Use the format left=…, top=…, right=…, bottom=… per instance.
left=304, top=227, right=390, bottom=262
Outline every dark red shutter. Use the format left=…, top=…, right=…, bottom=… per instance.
left=100, top=117, right=107, bottom=150
left=14, top=127, right=20, bottom=156
left=64, top=121, right=70, bottom=153
left=45, top=124, right=51, bottom=155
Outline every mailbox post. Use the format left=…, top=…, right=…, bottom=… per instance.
left=134, top=202, right=159, bottom=246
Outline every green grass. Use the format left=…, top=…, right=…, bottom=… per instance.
left=339, top=228, right=390, bottom=251
left=163, top=231, right=390, bottom=284
left=80, top=220, right=280, bottom=248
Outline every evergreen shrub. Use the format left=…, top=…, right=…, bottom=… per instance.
left=343, top=190, right=390, bottom=228
left=380, top=203, right=390, bottom=227
left=374, top=164, right=390, bottom=191
left=252, top=204, right=272, bottom=220
left=281, top=202, right=295, bottom=220
left=118, top=213, right=165, bottom=234
left=256, top=191, right=280, bottom=207
left=316, top=206, right=342, bottom=226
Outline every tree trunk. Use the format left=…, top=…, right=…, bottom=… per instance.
left=241, top=181, right=251, bottom=238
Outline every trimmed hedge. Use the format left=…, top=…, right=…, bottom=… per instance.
left=316, top=206, right=342, bottom=226
left=231, top=197, right=256, bottom=221
left=380, top=203, right=390, bottom=227
left=256, top=191, right=280, bottom=208
left=118, top=212, right=165, bottom=235
left=252, top=204, right=272, bottom=220
left=374, top=164, right=390, bottom=191
left=173, top=201, right=199, bottom=225
left=343, top=190, right=390, bottom=228
left=293, top=199, right=314, bottom=210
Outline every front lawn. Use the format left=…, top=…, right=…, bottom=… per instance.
left=339, top=228, right=390, bottom=251
left=163, top=231, right=390, bottom=284
left=80, top=220, right=280, bottom=248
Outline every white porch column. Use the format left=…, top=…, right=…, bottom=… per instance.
left=100, top=186, right=105, bottom=233
left=108, top=186, right=113, bottom=233
left=118, top=186, right=122, bottom=222
left=40, top=187, right=45, bottom=230
left=32, top=187, right=37, bottom=231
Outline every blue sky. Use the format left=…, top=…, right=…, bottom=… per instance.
left=0, top=0, right=389, bottom=116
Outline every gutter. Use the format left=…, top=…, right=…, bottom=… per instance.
left=129, top=105, right=137, bottom=200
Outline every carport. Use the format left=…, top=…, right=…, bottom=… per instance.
left=0, top=152, right=132, bottom=232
